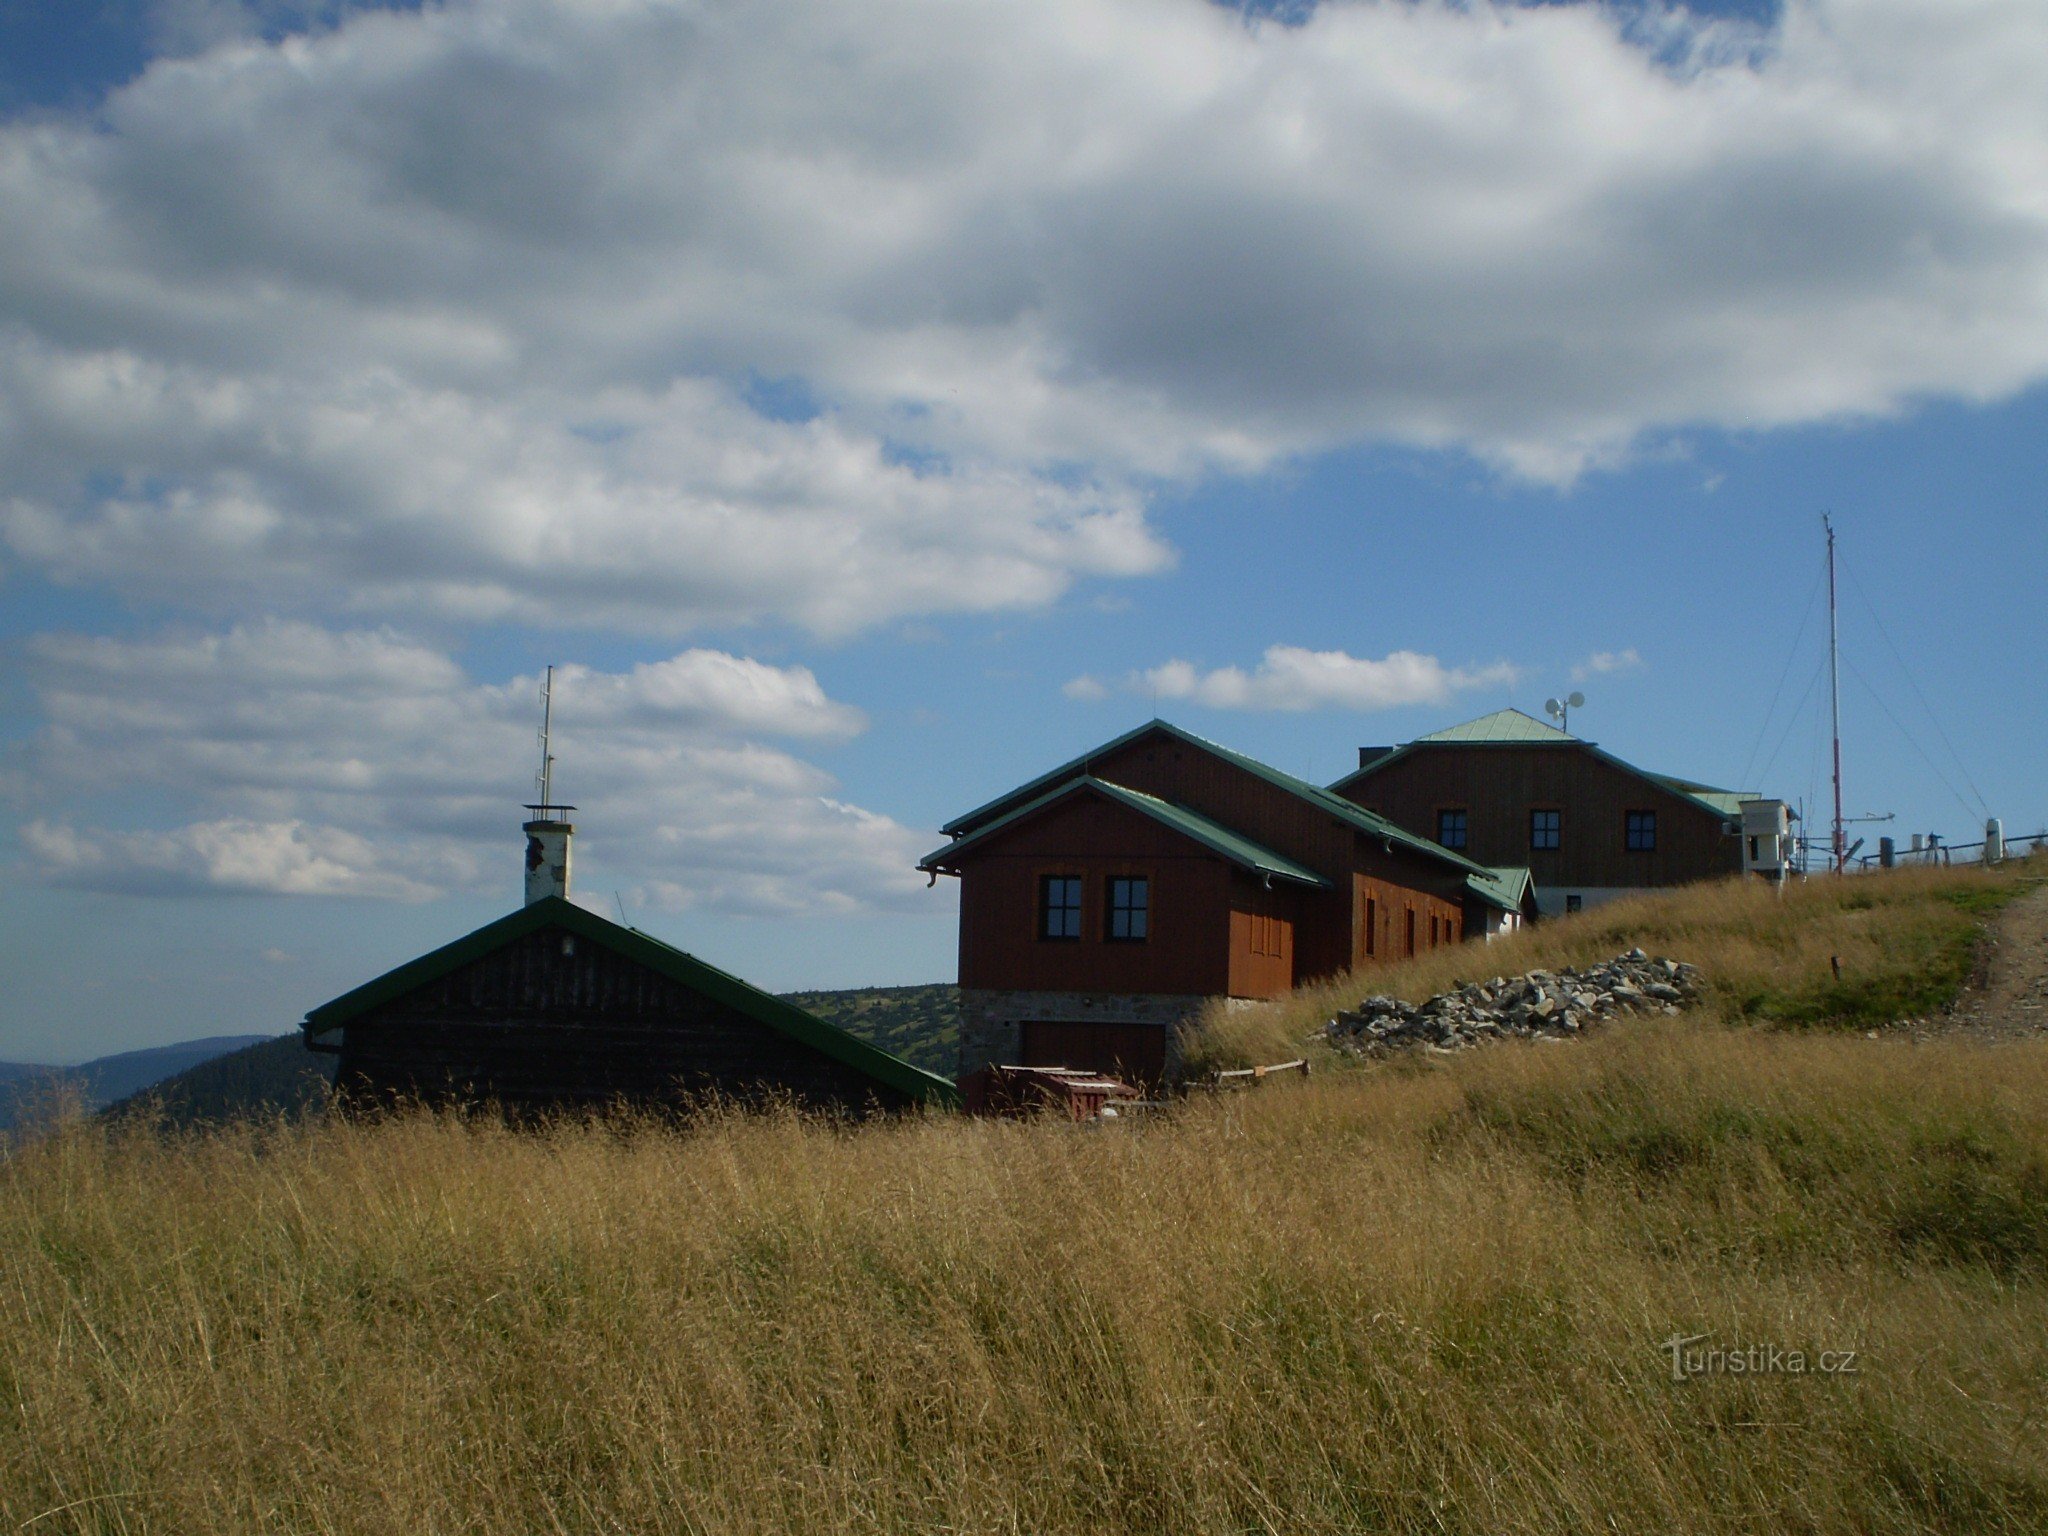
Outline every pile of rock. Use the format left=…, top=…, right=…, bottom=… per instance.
left=1325, top=949, right=1703, bottom=1055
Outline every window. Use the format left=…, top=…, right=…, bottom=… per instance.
left=1405, top=907, right=1416, bottom=957
left=1565, top=894, right=1583, bottom=914
left=1107, top=876, right=1149, bottom=941
left=1626, top=810, right=1658, bottom=851
left=1364, top=896, right=1377, bottom=957
left=1040, top=875, right=1082, bottom=940
left=1429, top=914, right=1440, bottom=948
left=1530, top=809, right=1561, bottom=850
left=1436, top=808, right=1468, bottom=850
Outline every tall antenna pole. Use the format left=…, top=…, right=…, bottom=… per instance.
left=1825, top=515, right=1844, bottom=874
left=537, top=663, right=556, bottom=809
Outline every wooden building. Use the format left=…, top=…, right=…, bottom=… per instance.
left=919, top=720, right=1530, bottom=1083
left=303, top=896, right=956, bottom=1116
left=1332, top=708, right=1761, bottom=917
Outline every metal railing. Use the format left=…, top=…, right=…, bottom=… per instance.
left=1852, top=830, right=2048, bottom=870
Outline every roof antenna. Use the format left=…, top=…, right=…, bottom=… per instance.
left=521, top=665, right=576, bottom=905
left=1543, top=691, right=1585, bottom=734
left=537, top=664, right=557, bottom=808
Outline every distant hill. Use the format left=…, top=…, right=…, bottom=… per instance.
left=779, top=984, right=959, bottom=1078
left=104, top=1034, right=337, bottom=1127
left=0, top=1036, right=278, bottom=1132
left=97, top=985, right=959, bottom=1128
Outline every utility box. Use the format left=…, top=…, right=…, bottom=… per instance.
left=1740, top=799, right=1794, bottom=882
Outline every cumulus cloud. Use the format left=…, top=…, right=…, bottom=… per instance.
left=0, top=0, right=2043, bottom=630
left=1125, top=645, right=1517, bottom=712
left=1571, top=647, right=1646, bottom=682
left=7, top=621, right=932, bottom=911
left=1062, top=674, right=1111, bottom=702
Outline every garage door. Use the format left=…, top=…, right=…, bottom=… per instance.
left=1019, top=1021, right=1166, bottom=1085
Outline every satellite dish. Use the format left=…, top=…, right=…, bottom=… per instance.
left=1567, top=691, right=1585, bottom=709
left=1544, top=698, right=1563, bottom=718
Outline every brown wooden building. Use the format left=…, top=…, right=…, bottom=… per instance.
left=1332, top=709, right=1761, bottom=917
left=303, top=897, right=956, bottom=1116
left=920, top=721, right=1527, bottom=1083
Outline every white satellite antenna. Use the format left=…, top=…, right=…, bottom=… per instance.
left=1544, top=691, right=1586, bottom=733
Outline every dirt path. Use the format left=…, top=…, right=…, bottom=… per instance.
left=1928, top=879, right=2048, bottom=1043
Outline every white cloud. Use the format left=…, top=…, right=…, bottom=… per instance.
left=0, top=0, right=2042, bottom=630
left=1134, top=645, right=1517, bottom=712
left=1061, top=674, right=1111, bottom=702
left=1571, top=647, right=1646, bottom=682
left=7, top=621, right=934, bottom=912
left=21, top=817, right=441, bottom=901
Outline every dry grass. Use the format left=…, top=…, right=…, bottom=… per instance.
left=1181, top=859, right=2043, bottom=1075
left=5, top=862, right=2047, bottom=1534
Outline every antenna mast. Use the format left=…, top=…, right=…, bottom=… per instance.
left=1825, top=515, right=1844, bottom=874
left=537, top=663, right=556, bottom=809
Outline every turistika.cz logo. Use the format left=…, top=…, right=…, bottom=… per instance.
left=1660, top=1333, right=1860, bottom=1382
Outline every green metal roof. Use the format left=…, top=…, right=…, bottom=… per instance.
left=938, top=720, right=1495, bottom=881
left=1332, top=711, right=1755, bottom=827
left=303, top=897, right=959, bottom=1108
left=1647, top=775, right=1755, bottom=819
left=1465, top=865, right=1535, bottom=913
left=1417, top=708, right=1575, bottom=744
left=920, top=775, right=1330, bottom=888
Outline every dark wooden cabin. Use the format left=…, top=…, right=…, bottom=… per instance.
left=1333, top=709, right=1756, bottom=917
left=920, top=720, right=1526, bottom=1083
left=303, top=897, right=957, bottom=1116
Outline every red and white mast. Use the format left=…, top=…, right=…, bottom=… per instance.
left=1825, top=514, right=1844, bottom=874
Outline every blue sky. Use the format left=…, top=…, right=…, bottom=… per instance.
left=2, top=0, right=2043, bottom=1063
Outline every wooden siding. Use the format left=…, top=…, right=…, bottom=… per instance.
left=335, top=924, right=913, bottom=1114
left=1351, top=871, right=1462, bottom=969
left=954, top=791, right=1234, bottom=997
left=1226, top=869, right=1299, bottom=998
left=1340, top=744, right=1742, bottom=891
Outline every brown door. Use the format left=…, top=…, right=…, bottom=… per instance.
left=1019, top=1021, right=1166, bottom=1085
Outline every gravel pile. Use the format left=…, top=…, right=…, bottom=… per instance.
left=1325, top=948, right=1703, bottom=1055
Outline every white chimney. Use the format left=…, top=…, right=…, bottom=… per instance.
left=523, top=813, right=573, bottom=904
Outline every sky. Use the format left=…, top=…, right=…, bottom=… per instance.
left=1, top=0, right=2044, bottom=1064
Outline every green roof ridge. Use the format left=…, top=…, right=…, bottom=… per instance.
left=304, top=898, right=959, bottom=1108
left=1417, top=708, right=1575, bottom=744
left=939, top=720, right=1492, bottom=880
left=921, top=775, right=1329, bottom=888
left=1335, top=716, right=1757, bottom=828
left=1465, top=865, right=1534, bottom=912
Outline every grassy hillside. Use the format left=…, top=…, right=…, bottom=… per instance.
left=779, top=982, right=958, bottom=1077
left=4, top=864, right=2044, bottom=1533
left=1182, top=861, right=2035, bottom=1075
